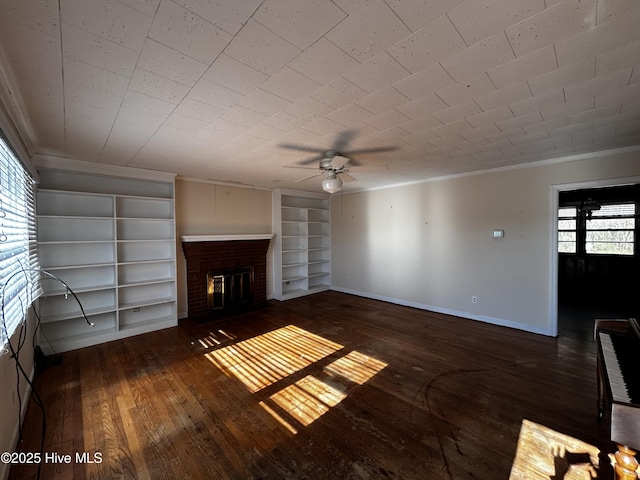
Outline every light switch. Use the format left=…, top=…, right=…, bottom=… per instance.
left=492, top=229, right=504, bottom=238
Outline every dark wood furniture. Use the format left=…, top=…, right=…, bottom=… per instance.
left=595, top=318, right=640, bottom=479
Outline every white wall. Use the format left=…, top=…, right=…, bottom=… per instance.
left=331, top=151, right=640, bottom=336
left=0, top=311, right=36, bottom=480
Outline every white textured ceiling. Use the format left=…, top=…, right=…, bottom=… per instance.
left=0, top=0, right=639, bottom=192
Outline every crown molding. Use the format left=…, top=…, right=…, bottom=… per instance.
left=33, top=154, right=177, bottom=182
left=344, top=145, right=640, bottom=195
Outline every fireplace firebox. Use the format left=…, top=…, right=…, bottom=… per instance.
left=181, top=235, right=272, bottom=319
left=207, top=267, right=254, bottom=310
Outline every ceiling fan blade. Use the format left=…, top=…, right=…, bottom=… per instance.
left=332, top=129, right=357, bottom=152
left=283, top=165, right=320, bottom=170
left=342, top=156, right=361, bottom=167
left=338, top=172, right=356, bottom=182
left=295, top=172, right=324, bottom=183
left=342, top=146, right=398, bottom=156
left=339, top=147, right=397, bottom=167
left=330, top=155, right=350, bottom=168
left=282, top=132, right=396, bottom=183
left=297, top=154, right=327, bottom=165
left=279, top=143, right=327, bottom=154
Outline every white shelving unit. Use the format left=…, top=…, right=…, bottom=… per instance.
left=273, top=189, right=331, bottom=300
left=35, top=164, right=177, bottom=354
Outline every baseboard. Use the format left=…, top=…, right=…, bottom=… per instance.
left=330, top=286, right=554, bottom=337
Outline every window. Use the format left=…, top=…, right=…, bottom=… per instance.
left=557, top=202, right=637, bottom=256
left=585, top=203, right=635, bottom=255
left=0, top=131, right=39, bottom=346
left=558, top=207, right=577, bottom=253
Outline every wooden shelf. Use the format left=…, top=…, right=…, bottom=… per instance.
left=36, top=167, right=177, bottom=354
left=273, top=189, right=331, bottom=301
left=119, top=296, right=176, bottom=310
left=41, top=305, right=117, bottom=324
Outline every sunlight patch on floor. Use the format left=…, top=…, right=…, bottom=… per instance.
left=324, top=350, right=388, bottom=385
left=205, top=325, right=344, bottom=392
left=270, top=375, right=347, bottom=426
left=259, top=401, right=298, bottom=435
left=198, top=332, right=221, bottom=348
left=205, top=325, right=388, bottom=433
left=509, top=419, right=601, bottom=479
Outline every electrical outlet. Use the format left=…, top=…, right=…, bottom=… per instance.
left=472, top=296, right=478, bottom=304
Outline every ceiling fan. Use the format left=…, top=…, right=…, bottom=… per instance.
left=280, top=130, right=396, bottom=193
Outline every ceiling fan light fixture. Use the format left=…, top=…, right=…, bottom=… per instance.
left=322, top=175, right=342, bottom=194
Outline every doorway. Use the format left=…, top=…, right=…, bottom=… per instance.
left=552, top=180, right=640, bottom=338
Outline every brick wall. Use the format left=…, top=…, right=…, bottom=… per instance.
left=182, top=239, right=271, bottom=318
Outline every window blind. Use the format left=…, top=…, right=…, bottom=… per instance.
left=0, top=131, right=40, bottom=346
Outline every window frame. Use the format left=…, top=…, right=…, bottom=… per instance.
left=557, top=206, right=578, bottom=254
left=584, top=203, right=636, bottom=255
left=557, top=200, right=638, bottom=257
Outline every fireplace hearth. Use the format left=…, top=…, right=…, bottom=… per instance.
left=182, top=235, right=272, bottom=319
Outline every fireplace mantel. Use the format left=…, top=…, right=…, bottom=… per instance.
left=181, top=234, right=273, bottom=242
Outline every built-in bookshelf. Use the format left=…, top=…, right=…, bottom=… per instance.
left=35, top=163, right=177, bottom=354
left=272, top=189, right=330, bottom=300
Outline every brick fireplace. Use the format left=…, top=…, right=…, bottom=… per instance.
left=181, top=235, right=272, bottom=319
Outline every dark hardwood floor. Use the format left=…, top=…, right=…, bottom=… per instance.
left=11, top=291, right=620, bottom=479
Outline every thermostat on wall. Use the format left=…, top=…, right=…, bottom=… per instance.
left=492, top=229, right=504, bottom=238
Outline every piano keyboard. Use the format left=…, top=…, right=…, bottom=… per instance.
left=599, top=332, right=631, bottom=403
